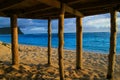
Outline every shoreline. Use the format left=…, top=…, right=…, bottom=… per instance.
left=0, top=42, right=120, bottom=80
left=18, top=43, right=119, bottom=55
left=3, top=41, right=120, bottom=55
left=0, top=32, right=120, bottom=54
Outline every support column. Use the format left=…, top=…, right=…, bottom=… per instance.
left=11, top=14, right=19, bottom=66
left=58, top=3, right=65, bottom=80
left=48, top=18, right=52, bottom=65
left=107, top=9, right=117, bottom=79
left=76, top=17, right=83, bottom=69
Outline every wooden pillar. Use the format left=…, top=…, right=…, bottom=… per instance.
left=11, top=14, right=19, bottom=66
left=58, top=3, right=65, bottom=80
left=48, top=18, right=52, bottom=65
left=76, top=17, right=83, bottom=69
left=107, top=9, right=117, bottom=79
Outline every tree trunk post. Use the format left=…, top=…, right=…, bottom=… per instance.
left=48, top=18, right=52, bottom=65
left=76, top=17, right=83, bottom=69
left=107, top=9, right=117, bottom=79
left=11, top=14, right=19, bottom=66
left=58, top=3, right=65, bottom=80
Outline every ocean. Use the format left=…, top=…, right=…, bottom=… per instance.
left=0, top=32, right=120, bottom=54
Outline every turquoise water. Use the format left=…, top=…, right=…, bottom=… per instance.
left=0, top=32, right=120, bottom=54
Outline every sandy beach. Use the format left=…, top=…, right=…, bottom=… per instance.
left=0, top=41, right=120, bottom=80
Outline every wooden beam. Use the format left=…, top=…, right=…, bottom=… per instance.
left=22, top=7, right=53, bottom=15
left=37, top=0, right=84, bottom=17
left=82, top=9, right=108, bottom=16
left=58, top=3, right=65, bottom=80
left=19, top=13, right=75, bottom=19
left=24, top=10, right=60, bottom=18
left=0, top=12, right=6, bottom=16
left=20, top=0, right=82, bottom=15
left=11, top=14, right=19, bottom=66
left=20, top=0, right=81, bottom=15
left=67, top=0, right=83, bottom=5
left=0, top=0, right=23, bottom=11
left=72, top=0, right=120, bottom=11
left=20, top=0, right=114, bottom=16
left=107, top=9, right=117, bottom=79
left=76, top=17, right=82, bottom=69
left=18, top=3, right=53, bottom=15
left=48, top=18, right=52, bottom=65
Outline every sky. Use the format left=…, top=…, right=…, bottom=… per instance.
left=0, top=13, right=120, bottom=34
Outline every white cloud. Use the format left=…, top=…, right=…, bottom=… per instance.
left=30, top=27, right=46, bottom=31
left=82, top=13, right=120, bottom=33
left=0, top=17, right=10, bottom=27
left=0, top=13, right=120, bottom=34
left=85, top=18, right=110, bottom=28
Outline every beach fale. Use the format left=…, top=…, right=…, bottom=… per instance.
left=0, top=0, right=119, bottom=80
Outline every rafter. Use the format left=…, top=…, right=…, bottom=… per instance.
left=18, top=0, right=120, bottom=17
left=19, top=0, right=82, bottom=16
left=19, top=12, right=74, bottom=19
left=22, top=8, right=59, bottom=16
left=0, top=12, right=5, bottom=16
left=67, top=0, right=87, bottom=5
left=83, top=10, right=108, bottom=16
left=72, top=0, right=120, bottom=10
left=24, top=11, right=60, bottom=18
left=0, top=0, right=24, bottom=11
left=22, top=7, right=53, bottom=15
left=37, top=0, right=84, bottom=17
left=1, top=0, right=119, bottom=19
left=15, top=3, right=51, bottom=15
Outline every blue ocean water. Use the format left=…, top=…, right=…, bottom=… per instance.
left=0, top=32, right=120, bottom=54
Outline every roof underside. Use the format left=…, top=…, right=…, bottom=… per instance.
left=0, top=0, right=120, bottom=19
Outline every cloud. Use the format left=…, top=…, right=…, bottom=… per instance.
left=83, top=13, right=120, bottom=32
left=0, top=17, right=10, bottom=27
left=84, top=18, right=110, bottom=28
left=0, top=13, right=120, bottom=34
left=18, top=18, right=47, bottom=28
left=83, top=14, right=110, bottom=28
left=17, top=18, right=48, bottom=34
left=51, top=18, right=76, bottom=33
left=30, top=27, right=46, bottom=31
left=21, top=27, right=47, bottom=34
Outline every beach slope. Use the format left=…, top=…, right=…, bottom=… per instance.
left=0, top=42, right=120, bottom=80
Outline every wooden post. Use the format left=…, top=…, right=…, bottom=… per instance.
left=107, top=9, right=117, bottom=79
left=58, top=3, right=65, bottom=80
left=11, top=14, right=19, bottom=66
left=76, top=17, right=83, bottom=69
left=48, top=18, right=52, bottom=65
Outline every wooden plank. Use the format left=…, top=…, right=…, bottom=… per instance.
left=24, top=10, right=60, bottom=18
left=11, top=14, right=19, bottom=66
left=22, top=7, right=53, bottom=15
left=67, top=0, right=83, bottom=5
left=20, top=0, right=82, bottom=15
left=72, top=0, right=120, bottom=11
left=20, top=0, right=118, bottom=16
left=58, top=3, right=65, bottom=80
left=20, top=0, right=81, bottom=15
left=37, top=0, right=84, bottom=17
left=107, top=9, right=117, bottom=79
left=48, top=18, right=52, bottom=65
left=82, top=9, right=108, bottom=16
left=0, top=12, right=5, bottom=16
left=0, top=0, right=23, bottom=11
left=76, top=17, right=82, bottom=69
left=64, top=4, right=83, bottom=17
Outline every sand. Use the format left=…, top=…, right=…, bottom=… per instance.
left=0, top=41, right=120, bottom=80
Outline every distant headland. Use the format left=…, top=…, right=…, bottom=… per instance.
left=0, top=27, right=23, bottom=34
